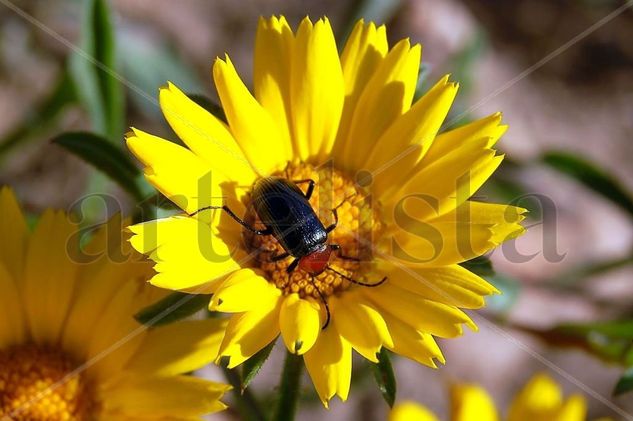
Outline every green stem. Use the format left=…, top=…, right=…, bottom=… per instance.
left=221, top=366, right=267, bottom=421
left=273, top=351, right=303, bottom=421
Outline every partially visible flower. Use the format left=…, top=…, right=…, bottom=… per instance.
left=390, top=373, right=609, bottom=421
left=0, top=187, right=229, bottom=420
left=127, top=16, right=525, bottom=406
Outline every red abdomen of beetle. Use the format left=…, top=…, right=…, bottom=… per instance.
left=298, top=247, right=332, bottom=275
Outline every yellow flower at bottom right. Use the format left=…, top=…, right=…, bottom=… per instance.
left=390, top=373, right=612, bottom=421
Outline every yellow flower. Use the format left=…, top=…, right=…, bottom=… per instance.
left=0, top=187, right=229, bottom=420
left=390, top=373, right=606, bottom=421
left=127, top=16, right=525, bottom=406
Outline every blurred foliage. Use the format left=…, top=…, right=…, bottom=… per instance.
left=221, top=364, right=268, bottom=421
left=542, top=151, right=633, bottom=218
left=614, top=367, right=633, bottom=396
left=119, top=28, right=204, bottom=120
left=69, top=0, right=123, bottom=141
left=512, top=319, right=633, bottom=397
left=0, top=72, right=75, bottom=160
left=52, top=131, right=144, bottom=200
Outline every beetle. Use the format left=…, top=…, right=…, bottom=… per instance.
left=191, top=176, right=387, bottom=329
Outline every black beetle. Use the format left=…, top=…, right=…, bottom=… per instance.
left=191, top=176, right=386, bottom=328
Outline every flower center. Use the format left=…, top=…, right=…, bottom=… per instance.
left=0, top=344, right=95, bottom=421
left=245, top=163, right=383, bottom=299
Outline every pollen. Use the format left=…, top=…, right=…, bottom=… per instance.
left=0, top=344, right=95, bottom=421
left=245, top=163, right=383, bottom=299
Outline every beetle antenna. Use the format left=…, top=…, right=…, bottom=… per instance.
left=334, top=192, right=357, bottom=210
left=326, top=266, right=387, bottom=287
left=309, top=276, right=331, bottom=330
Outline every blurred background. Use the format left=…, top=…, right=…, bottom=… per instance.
left=1, top=0, right=632, bottom=419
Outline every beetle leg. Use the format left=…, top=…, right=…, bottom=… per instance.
left=326, top=265, right=387, bottom=287
left=286, top=258, right=300, bottom=274
left=270, top=251, right=290, bottom=262
left=324, top=193, right=355, bottom=233
left=292, top=179, right=316, bottom=200
left=308, top=276, right=331, bottom=330
left=329, top=244, right=360, bottom=261
left=189, top=205, right=272, bottom=235
left=325, top=208, right=339, bottom=233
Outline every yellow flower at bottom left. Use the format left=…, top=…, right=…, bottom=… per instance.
left=0, top=187, right=229, bottom=420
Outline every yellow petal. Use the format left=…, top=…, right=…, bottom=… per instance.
left=22, top=210, right=79, bottom=344
left=218, top=296, right=282, bottom=368
left=508, top=373, right=563, bottom=421
left=159, top=82, right=257, bottom=186
left=377, top=261, right=498, bottom=309
left=127, top=128, right=227, bottom=215
left=303, top=322, right=352, bottom=407
left=423, top=112, right=507, bottom=165
left=451, top=383, right=499, bottom=421
left=85, top=278, right=159, bottom=379
left=555, top=395, right=587, bottom=421
left=382, top=220, right=496, bottom=267
left=210, top=269, right=278, bottom=313
left=389, top=401, right=440, bottom=421
left=213, top=55, right=290, bottom=175
left=331, top=290, right=393, bottom=362
left=383, top=137, right=501, bottom=222
left=104, top=375, right=229, bottom=417
left=432, top=201, right=527, bottom=244
left=125, top=319, right=227, bottom=377
left=63, top=215, right=152, bottom=356
left=0, top=187, right=28, bottom=281
left=0, top=262, right=25, bottom=347
left=254, top=16, right=294, bottom=152
left=290, top=17, right=344, bottom=161
left=129, top=216, right=245, bottom=291
left=367, top=76, right=458, bottom=197
left=84, top=282, right=150, bottom=378
left=363, top=283, right=474, bottom=338
left=379, top=198, right=526, bottom=269
left=279, top=293, right=321, bottom=355
left=332, top=20, right=388, bottom=161
left=381, top=310, right=444, bottom=367
left=340, top=20, right=388, bottom=101
left=338, top=39, right=421, bottom=172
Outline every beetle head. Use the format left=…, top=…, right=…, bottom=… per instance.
left=298, top=244, right=332, bottom=276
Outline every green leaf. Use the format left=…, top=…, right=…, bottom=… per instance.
left=134, top=292, right=211, bottom=327
left=520, top=320, right=633, bottom=364
left=614, top=367, right=633, bottom=396
left=459, top=255, right=495, bottom=277
left=187, top=93, right=227, bottom=123
left=52, top=132, right=144, bottom=200
left=0, top=72, right=76, bottom=159
left=69, top=0, right=124, bottom=140
left=554, top=320, right=633, bottom=340
left=371, top=348, right=397, bottom=407
left=241, top=340, right=276, bottom=391
left=542, top=151, right=633, bottom=218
